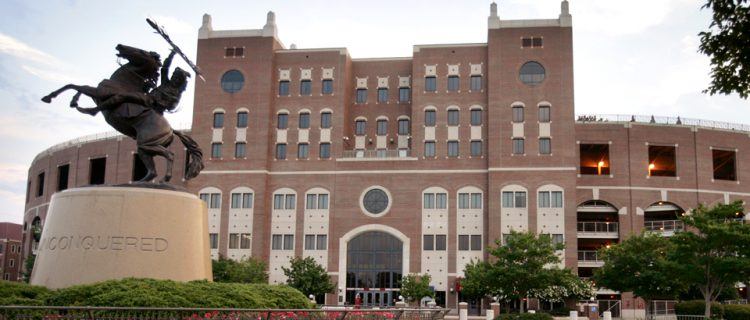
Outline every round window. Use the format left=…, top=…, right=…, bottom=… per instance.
left=221, top=70, right=245, bottom=93
left=519, top=61, right=545, bottom=85
left=362, top=188, right=389, bottom=215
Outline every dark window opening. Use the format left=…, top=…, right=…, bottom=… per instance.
left=712, top=149, right=737, bottom=181
left=299, top=113, right=310, bottom=129
left=26, top=181, right=30, bottom=203
left=539, top=106, right=551, bottom=123
left=447, top=110, right=459, bottom=126
left=471, top=109, right=482, bottom=126
left=470, top=75, right=482, bottom=91
left=448, top=141, right=459, bottom=157
left=512, top=106, right=524, bottom=122
left=355, top=120, right=366, bottom=135
left=36, top=172, right=45, bottom=197
left=320, top=143, right=331, bottom=159
left=378, top=88, right=388, bottom=102
left=220, top=70, right=244, bottom=93
left=279, top=81, right=290, bottom=96
left=213, top=112, right=224, bottom=128
left=132, top=154, right=148, bottom=181
left=235, top=142, right=246, bottom=158
left=377, top=120, right=388, bottom=135
left=471, top=140, right=482, bottom=157
left=522, top=37, right=543, bottom=48
left=512, top=138, right=524, bottom=155
left=300, top=80, right=312, bottom=95
left=89, top=157, right=106, bottom=185
left=322, top=79, right=333, bottom=94
left=399, top=87, right=410, bottom=102
left=424, top=141, right=436, bottom=157
left=277, top=113, right=288, bottom=129
left=298, top=143, right=309, bottom=159
left=425, top=76, right=437, bottom=92
left=447, top=76, right=459, bottom=91
left=211, top=143, right=222, bottom=159
left=56, top=164, right=69, bottom=191
left=356, top=89, right=367, bottom=103
left=321, top=112, right=332, bottom=128
left=398, top=119, right=410, bottom=135
left=648, top=145, right=677, bottom=177
left=580, top=144, right=610, bottom=175
left=276, top=144, right=287, bottom=160
left=425, top=110, right=436, bottom=126
left=237, top=112, right=248, bottom=128
left=539, top=138, right=551, bottom=155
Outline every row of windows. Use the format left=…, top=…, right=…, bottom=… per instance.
left=423, top=141, right=483, bottom=157
left=354, top=118, right=411, bottom=135
left=275, top=143, right=331, bottom=160
left=305, top=193, right=329, bottom=210
left=277, top=112, right=332, bottom=130
left=212, top=111, right=248, bottom=129
left=512, top=105, right=550, bottom=123
left=423, top=109, right=483, bottom=126
left=423, top=75, right=483, bottom=93
left=271, top=234, right=295, bottom=250
left=510, top=138, right=552, bottom=155
left=502, top=191, right=563, bottom=208
left=279, top=79, right=334, bottom=96
left=355, top=87, right=411, bottom=104
left=458, top=234, right=482, bottom=251
left=304, top=234, right=328, bottom=250
left=228, top=233, right=251, bottom=249
left=1, top=244, right=18, bottom=254
left=423, top=234, right=447, bottom=251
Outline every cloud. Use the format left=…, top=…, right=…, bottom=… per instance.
left=21, top=65, right=79, bottom=84
left=573, top=0, right=694, bottom=36
left=146, top=14, right=195, bottom=35
left=0, top=188, right=25, bottom=223
left=0, top=163, right=29, bottom=185
left=0, top=32, right=61, bottom=66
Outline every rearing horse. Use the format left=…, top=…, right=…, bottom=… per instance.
left=41, top=44, right=203, bottom=183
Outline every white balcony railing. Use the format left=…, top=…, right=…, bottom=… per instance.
left=644, top=220, right=685, bottom=235
left=577, top=221, right=619, bottom=239
left=576, top=114, right=750, bottom=133
left=577, top=250, right=604, bottom=267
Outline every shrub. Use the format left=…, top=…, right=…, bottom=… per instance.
left=724, top=304, right=750, bottom=320
left=0, top=281, right=51, bottom=305
left=495, top=313, right=553, bottom=320
left=674, top=300, right=724, bottom=318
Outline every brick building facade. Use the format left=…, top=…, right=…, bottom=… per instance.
left=21, top=1, right=750, bottom=317
left=0, top=222, right=23, bottom=282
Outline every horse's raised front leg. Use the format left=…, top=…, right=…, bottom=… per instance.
left=136, top=148, right=157, bottom=183
left=137, top=144, right=174, bottom=183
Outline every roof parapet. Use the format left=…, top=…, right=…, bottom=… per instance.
left=489, top=0, right=572, bottom=29
left=198, top=11, right=281, bottom=40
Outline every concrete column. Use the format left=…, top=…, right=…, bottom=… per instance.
left=485, top=308, right=494, bottom=320
left=569, top=310, right=578, bottom=320
left=459, top=302, right=468, bottom=320
left=603, top=311, right=612, bottom=320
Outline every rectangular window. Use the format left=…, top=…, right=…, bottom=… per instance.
left=512, top=138, right=525, bottom=155
left=235, top=142, right=246, bottom=158
left=377, top=149, right=387, bottom=158
left=305, top=234, right=316, bottom=250
left=712, top=149, right=737, bottom=181
left=272, top=234, right=282, bottom=250
left=322, top=79, right=333, bottom=94
left=283, top=234, right=294, bottom=250
left=470, top=235, right=482, bottom=251
left=320, top=143, right=331, bottom=159
left=279, top=81, right=290, bottom=96
left=210, top=193, right=221, bottom=209
left=425, top=141, right=436, bottom=157
left=580, top=144, right=611, bottom=175
left=522, top=37, right=532, bottom=47
left=399, top=87, right=410, bottom=102
left=277, top=114, right=288, bottom=129
left=213, top=113, right=224, bottom=128
left=512, top=106, right=524, bottom=122
left=318, top=194, right=329, bottom=209
left=470, top=75, right=482, bottom=91
left=447, top=110, right=459, bottom=126
left=423, top=235, right=434, bottom=251
left=355, top=120, right=366, bottom=135
left=356, top=88, right=367, bottom=103
left=274, top=194, right=284, bottom=209
left=237, top=112, right=248, bottom=128
left=229, top=233, right=239, bottom=249
left=211, top=143, right=222, bottom=159
left=539, top=138, right=551, bottom=155
left=377, top=120, right=388, bottom=135
left=471, top=109, right=482, bottom=126
left=423, top=193, right=435, bottom=209
left=300, top=80, right=312, bottom=95
left=299, top=113, right=310, bottom=129
left=551, top=191, right=563, bottom=208
left=57, top=164, right=69, bottom=191
left=378, top=88, right=388, bottom=102
left=235, top=47, right=244, bottom=56
left=36, top=172, right=44, bottom=197
left=398, top=119, right=410, bottom=135
left=321, top=112, right=332, bottom=128
left=436, top=193, right=447, bottom=209
left=425, top=76, right=437, bottom=92
left=471, top=140, right=482, bottom=157
left=447, top=76, right=459, bottom=91
left=502, top=192, right=514, bottom=208
left=448, top=141, right=459, bottom=157
left=532, top=37, right=543, bottom=47
left=240, top=193, right=252, bottom=208
left=538, top=191, right=551, bottom=208
left=316, top=235, right=327, bottom=250
left=515, top=192, right=527, bottom=208
left=285, top=194, right=296, bottom=209
left=306, top=194, right=317, bottom=209
left=551, top=234, right=564, bottom=245
left=471, top=193, right=482, bottom=209
left=435, top=235, right=447, bottom=251
left=240, top=233, right=251, bottom=249
left=89, top=157, right=106, bottom=185
left=522, top=37, right=543, bottom=47
left=225, top=47, right=235, bottom=57
left=648, top=145, right=677, bottom=177
left=199, top=193, right=209, bottom=204
left=275, top=143, right=287, bottom=160
left=231, top=193, right=242, bottom=209
left=459, top=193, right=470, bottom=209
left=425, top=110, right=436, bottom=126
left=458, top=235, right=470, bottom=251
left=210, top=233, right=219, bottom=249
left=539, top=106, right=550, bottom=123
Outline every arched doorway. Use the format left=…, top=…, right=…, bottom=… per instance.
left=644, top=201, right=685, bottom=236
left=345, top=231, right=403, bottom=307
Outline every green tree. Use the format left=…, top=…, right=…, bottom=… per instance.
left=212, top=256, right=268, bottom=283
left=281, top=256, right=334, bottom=300
left=460, top=260, right=491, bottom=299
left=399, top=273, right=434, bottom=304
left=699, top=0, right=750, bottom=98
left=463, top=231, right=582, bottom=313
left=593, top=233, right=684, bottom=319
left=22, top=254, right=35, bottom=283
left=670, top=201, right=750, bottom=318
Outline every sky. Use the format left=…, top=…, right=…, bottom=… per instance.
left=0, top=0, right=747, bottom=224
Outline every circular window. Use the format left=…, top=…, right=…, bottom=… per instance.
left=361, top=187, right=390, bottom=216
left=221, top=70, right=245, bottom=93
left=519, top=61, right=545, bottom=85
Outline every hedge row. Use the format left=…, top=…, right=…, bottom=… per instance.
left=495, top=313, right=553, bottom=320
left=675, top=300, right=750, bottom=320
left=0, top=278, right=312, bottom=309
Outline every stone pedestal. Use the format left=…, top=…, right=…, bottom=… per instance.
left=30, top=187, right=211, bottom=289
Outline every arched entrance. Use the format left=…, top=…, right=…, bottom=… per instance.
left=345, top=231, right=403, bottom=307
left=644, top=201, right=685, bottom=236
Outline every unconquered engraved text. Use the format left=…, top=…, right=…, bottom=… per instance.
left=39, top=235, right=168, bottom=252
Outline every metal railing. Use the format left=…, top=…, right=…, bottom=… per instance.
left=342, top=149, right=411, bottom=159
left=0, top=306, right=448, bottom=320
left=577, top=250, right=602, bottom=262
left=577, top=221, right=619, bottom=233
left=644, top=220, right=685, bottom=233
left=576, top=114, right=750, bottom=133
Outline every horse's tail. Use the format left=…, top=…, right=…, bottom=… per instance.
left=174, top=130, right=204, bottom=180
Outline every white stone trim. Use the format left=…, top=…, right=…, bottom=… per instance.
left=358, top=185, right=393, bottom=218
left=413, top=43, right=487, bottom=53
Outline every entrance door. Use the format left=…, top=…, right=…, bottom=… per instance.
left=357, top=291, right=391, bottom=308
left=346, top=231, right=403, bottom=307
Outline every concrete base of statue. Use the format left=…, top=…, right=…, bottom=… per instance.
left=30, top=186, right=212, bottom=289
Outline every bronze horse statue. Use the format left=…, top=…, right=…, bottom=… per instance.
left=41, top=44, right=203, bottom=183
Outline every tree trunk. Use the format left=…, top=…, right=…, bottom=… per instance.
left=519, top=298, right=525, bottom=314
left=705, top=294, right=712, bottom=318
